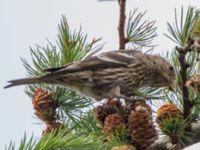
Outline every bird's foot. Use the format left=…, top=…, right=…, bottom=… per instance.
left=117, top=95, right=160, bottom=102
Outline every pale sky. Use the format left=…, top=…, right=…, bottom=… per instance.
left=1, top=0, right=200, bottom=148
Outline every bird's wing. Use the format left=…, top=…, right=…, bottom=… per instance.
left=44, top=50, right=139, bottom=75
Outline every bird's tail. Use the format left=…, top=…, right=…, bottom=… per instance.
left=4, top=76, right=47, bottom=88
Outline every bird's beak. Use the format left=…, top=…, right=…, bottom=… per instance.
left=169, top=81, right=178, bottom=92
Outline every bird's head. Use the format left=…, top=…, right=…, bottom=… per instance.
left=148, top=55, right=176, bottom=91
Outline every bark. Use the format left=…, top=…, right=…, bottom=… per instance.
left=118, top=0, right=126, bottom=49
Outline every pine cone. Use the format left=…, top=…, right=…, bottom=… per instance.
left=32, top=88, right=57, bottom=122
left=186, top=74, right=200, bottom=94
left=128, top=104, right=157, bottom=150
left=156, top=103, right=182, bottom=127
left=35, top=109, right=57, bottom=122
left=111, top=145, right=135, bottom=150
left=42, top=122, right=65, bottom=136
left=106, top=99, right=122, bottom=108
left=128, top=100, right=152, bottom=114
left=123, top=100, right=152, bottom=124
left=93, top=99, right=122, bottom=124
left=103, top=113, right=125, bottom=136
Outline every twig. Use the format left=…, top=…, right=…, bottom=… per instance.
left=151, top=122, right=200, bottom=149
left=118, top=0, right=126, bottom=49
left=176, top=38, right=194, bottom=131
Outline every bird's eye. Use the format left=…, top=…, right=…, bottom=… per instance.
left=169, top=66, right=174, bottom=71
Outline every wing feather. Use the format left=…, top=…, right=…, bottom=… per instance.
left=44, top=50, right=140, bottom=75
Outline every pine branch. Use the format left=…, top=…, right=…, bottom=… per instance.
left=5, top=134, right=36, bottom=150
left=5, top=113, right=128, bottom=150
left=20, top=15, right=103, bottom=124
left=58, top=15, right=103, bottom=64
left=158, top=117, right=192, bottom=148
left=176, top=40, right=194, bottom=123
left=126, top=9, right=157, bottom=48
left=118, top=0, right=126, bottom=49
left=164, top=6, right=200, bottom=46
left=5, top=129, right=101, bottom=150
left=151, top=122, right=200, bottom=149
left=165, top=6, right=200, bottom=132
left=73, top=111, right=103, bottom=135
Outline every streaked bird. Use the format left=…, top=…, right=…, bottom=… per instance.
left=4, top=50, right=175, bottom=101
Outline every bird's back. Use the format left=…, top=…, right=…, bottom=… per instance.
left=48, top=50, right=152, bottom=99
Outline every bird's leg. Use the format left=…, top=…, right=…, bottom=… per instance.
left=116, top=95, right=160, bottom=102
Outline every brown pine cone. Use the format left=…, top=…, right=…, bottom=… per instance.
left=106, top=99, right=122, bottom=108
left=93, top=99, right=122, bottom=124
left=128, top=105, right=157, bottom=150
left=32, top=88, right=57, bottom=122
left=128, top=100, right=152, bottom=114
left=103, top=113, right=125, bottom=136
left=156, top=103, right=182, bottom=127
left=42, top=122, right=65, bottom=136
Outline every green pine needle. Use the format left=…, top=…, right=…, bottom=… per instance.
left=164, top=6, right=200, bottom=46
left=159, top=118, right=192, bottom=146
left=21, top=15, right=103, bottom=124
left=5, top=129, right=102, bottom=150
left=126, top=8, right=157, bottom=48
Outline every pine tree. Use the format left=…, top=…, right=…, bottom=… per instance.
left=4, top=0, right=200, bottom=150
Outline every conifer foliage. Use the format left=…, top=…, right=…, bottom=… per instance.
left=5, top=0, right=200, bottom=150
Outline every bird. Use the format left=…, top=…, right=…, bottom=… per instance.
left=4, top=50, right=176, bottom=101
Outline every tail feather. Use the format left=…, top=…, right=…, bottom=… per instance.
left=4, top=76, right=46, bottom=89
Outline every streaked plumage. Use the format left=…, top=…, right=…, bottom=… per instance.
left=5, top=50, right=175, bottom=101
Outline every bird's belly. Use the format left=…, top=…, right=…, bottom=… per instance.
left=80, top=87, right=104, bottom=100
left=68, top=84, right=106, bottom=100
left=70, top=82, right=122, bottom=101
left=61, top=67, right=150, bottom=100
